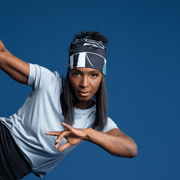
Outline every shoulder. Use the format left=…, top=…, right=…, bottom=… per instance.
left=28, top=63, right=62, bottom=89
left=101, top=117, right=119, bottom=133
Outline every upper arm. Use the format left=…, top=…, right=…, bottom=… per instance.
left=106, top=128, right=136, bottom=143
left=106, top=128, right=138, bottom=156
left=0, top=41, right=29, bottom=85
left=28, top=64, right=58, bottom=89
left=106, top=128, right=128, bottom=137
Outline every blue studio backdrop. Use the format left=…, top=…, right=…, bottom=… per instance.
left=0, top=0, right=180, bottom=179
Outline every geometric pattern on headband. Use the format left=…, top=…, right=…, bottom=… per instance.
left=69, top=52, right=106, bottom=75
left=72, top=37, right=107, bottom=51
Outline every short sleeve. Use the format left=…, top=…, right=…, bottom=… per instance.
left=28, top=63, right=57, bottom=89
left=101, top=117, right=118, bottom=133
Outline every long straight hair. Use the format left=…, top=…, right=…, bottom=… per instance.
left=60, top=72, right=108, bottom=131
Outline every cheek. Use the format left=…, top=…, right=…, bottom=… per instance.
left=70, top=81, right=78, bottom=92
left=69, top=77, right=77, bottom=91
left=93, top=79, right=102, bottom=92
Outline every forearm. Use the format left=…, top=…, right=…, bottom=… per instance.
left=84, top=128, right=138, bottom=158
left=0, top=41, right=29, bottom=84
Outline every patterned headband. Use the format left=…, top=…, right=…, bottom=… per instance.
left=68, top=36, right=107, bottom=75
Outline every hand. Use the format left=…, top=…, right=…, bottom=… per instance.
left=46, top=122, right=88, bottom=152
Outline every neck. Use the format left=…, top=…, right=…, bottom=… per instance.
left=75, top=100, right=94, bottom=109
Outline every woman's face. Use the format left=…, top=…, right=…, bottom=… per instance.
left=69, top=67, right=102, bottom=102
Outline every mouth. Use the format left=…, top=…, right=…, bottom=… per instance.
left=78, top=91, right=90, bottom=96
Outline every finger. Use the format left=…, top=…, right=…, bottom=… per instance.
left=58, top=142, right=71, bottom=152
left=45, top=131, right=61, bottom=136
left=56, top=130, right=68, bottom=142
left=55, top=131, right=69, bottom=148
left=62, top=122, right=73, bottom=130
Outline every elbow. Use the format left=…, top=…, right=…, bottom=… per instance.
left=111, top=143, right=138, bottom=158
left=128, top=143, right=138, bottom=158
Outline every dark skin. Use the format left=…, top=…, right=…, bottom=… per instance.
left=69, top=67, right=102, bottom=109
left=46, top=67, right=138, bottom=157
left=0, top=40, right=138, bottom=157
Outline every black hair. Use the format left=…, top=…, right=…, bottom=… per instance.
left=69, top=30, right=109, bottom=55
left=72, top=30, right=108, bottom=45
left=60, top=30, right=108, bottom=131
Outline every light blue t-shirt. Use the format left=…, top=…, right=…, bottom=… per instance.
left=0, top=64, right=118, bottom=177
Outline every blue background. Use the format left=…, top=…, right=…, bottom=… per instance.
left=0, top=0, right=180, bottom=179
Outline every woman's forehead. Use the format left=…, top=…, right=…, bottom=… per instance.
left=71, top=67, right=101, bottom=73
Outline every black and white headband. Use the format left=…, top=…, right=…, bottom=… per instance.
left=68, top=36, right=107, bottom=76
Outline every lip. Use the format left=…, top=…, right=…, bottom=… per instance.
left=78, top=91, right=90, bottom=96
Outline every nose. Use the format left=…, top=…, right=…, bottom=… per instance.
left=80, top=75, right=89, bottom=88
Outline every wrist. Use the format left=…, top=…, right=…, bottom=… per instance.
left=83, top=128, right=93, bottom=141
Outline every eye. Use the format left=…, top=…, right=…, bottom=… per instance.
left=73, top=72, right=80, bottom=76
left=91, top=73, right=99, bottom=78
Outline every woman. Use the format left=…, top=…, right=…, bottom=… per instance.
left=0, top=31, right=138, bottom=179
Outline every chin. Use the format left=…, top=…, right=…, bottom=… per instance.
left=78, top=97, right=91, bottom=102
left=76, top=96, right=91, bottom=102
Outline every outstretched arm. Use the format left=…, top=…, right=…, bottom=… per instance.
left=46, top=122, right=138, bottom=158
left=0, top=40, right=29, bottom=84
